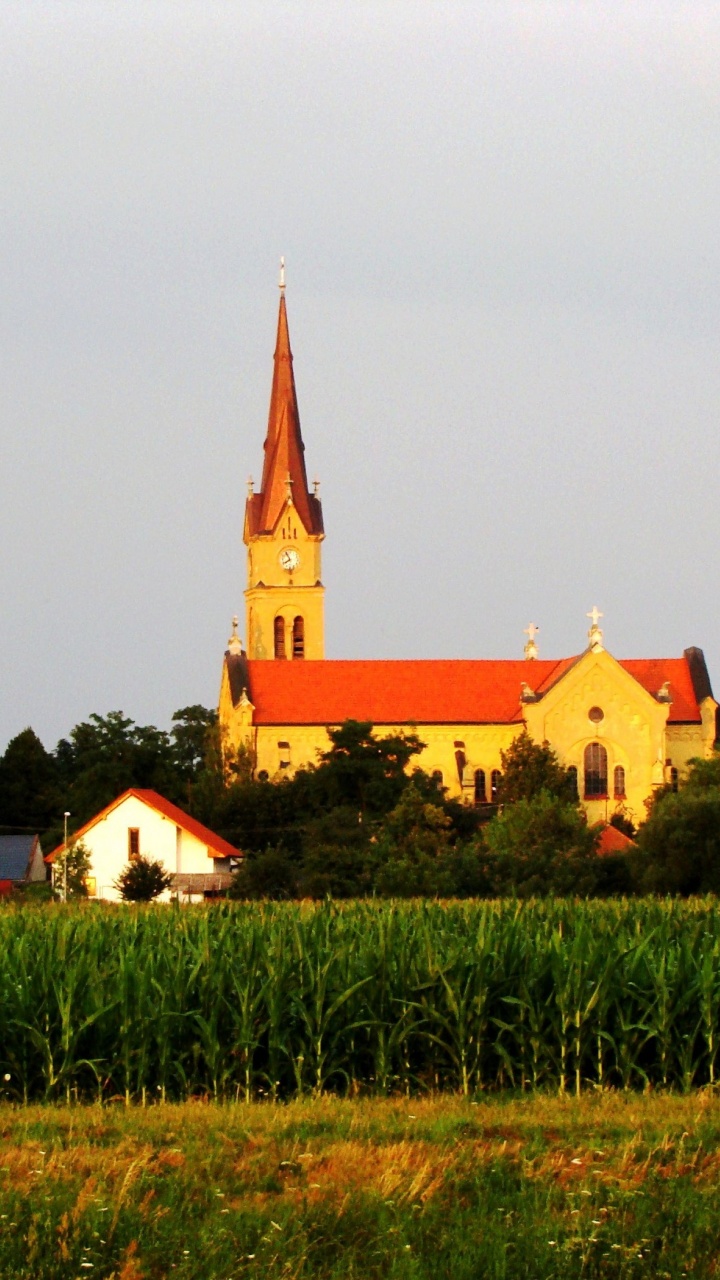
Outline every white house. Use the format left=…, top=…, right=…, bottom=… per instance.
left=46, top=789, right=240, bottom=902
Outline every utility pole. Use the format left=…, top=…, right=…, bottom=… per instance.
left=63, top=812, right=71, bottom=903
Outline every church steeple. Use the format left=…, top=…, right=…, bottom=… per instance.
left=242, top=265, right=325, bottom=661
left=245, top=272, right=323, bottom=540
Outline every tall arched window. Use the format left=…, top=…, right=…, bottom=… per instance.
left=474, top=769, right=486, bottom=804
left=584, top=743, right=608, bottom=797
left=613, top=765, right=626, bottom=798
left=292, top=616, right=305, bottom=658
left=491, top=769, right=502, bottom=803
left=454, top=748, right=466, bottom=783
left=432, top=770, right=444, bottom=790
left=274, top=617, right=286, bottom=659
left=567, top=766, right=578, bottom=799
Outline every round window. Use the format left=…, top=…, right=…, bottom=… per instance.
left=588, top=706, right=604, bottom=724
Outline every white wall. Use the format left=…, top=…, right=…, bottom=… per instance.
left=78, top=795, right=215, bottom=901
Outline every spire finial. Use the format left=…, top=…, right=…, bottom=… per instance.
left=279, top=256, right=286, bottom=291
left=313, top=476, right=320, bottom=496
left=247, top=475, right=254, bottom=497
left=586, top=605, right=604, bottom=652
left=227, top=615, right=243, bottom=656
left=523, top=622, right=539, bottom=661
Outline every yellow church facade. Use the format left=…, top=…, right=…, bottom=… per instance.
left=220, top=277, right=717, bottom=827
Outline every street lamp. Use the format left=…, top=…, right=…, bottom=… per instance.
left=63, top=812, right=71, bottom=903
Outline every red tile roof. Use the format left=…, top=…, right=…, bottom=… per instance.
left=243, top=655, right=702, bottom=726
left=596, top=824, right=637, bottom=856
left=620, top=658, right=700, bottom=722
left=46, top=789, right=240, bottom=863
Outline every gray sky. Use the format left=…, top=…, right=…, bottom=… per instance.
left=2, top=1, right=719, bottom=751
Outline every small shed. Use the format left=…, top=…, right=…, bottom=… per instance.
left=0, top=835, right=47, bottom=893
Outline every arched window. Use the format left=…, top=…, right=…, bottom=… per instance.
left=491, top=769, right=502, bottom=802
left=584, top=743, right=608, bottom=797
left=454, top=748, right=466, bottom=783
left=292, top=616, right=305, bottom=658
left=274, top=617, right=286, bottom=659
left=567, top=766, right=578, bottom=799
left=432, top=770, right=444, bottom=790
left=613, top=765, right=626, bottom=798
left=474, top=769, right=486, bottom=804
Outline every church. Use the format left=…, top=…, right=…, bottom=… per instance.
left=219, top=272, right=717, bottom=826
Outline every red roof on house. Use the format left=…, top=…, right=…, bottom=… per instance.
left=242, top=654, right=704, bottom=726
left=596, top=824, right=637, bottom=856
left=46, top=789, right=240, bottom=863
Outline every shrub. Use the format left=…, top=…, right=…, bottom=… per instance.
left=114, top=855, right=174, bottom=902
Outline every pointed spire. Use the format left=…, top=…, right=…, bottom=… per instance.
left=249, top=276, right=322, bottom=537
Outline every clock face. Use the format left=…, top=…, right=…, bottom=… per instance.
left=279, top=547, right=301, bottom=572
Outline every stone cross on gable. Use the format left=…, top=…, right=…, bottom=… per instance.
left=523, top=622, right=539, bottom=660
left=586, top=605, right=604, bottom=652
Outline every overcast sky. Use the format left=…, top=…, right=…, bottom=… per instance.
left=2, top=1, right=719, bottom=751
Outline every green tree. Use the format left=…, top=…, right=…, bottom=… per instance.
left=304, top=720, right=425, bottom=817
left=497, top=730, right=578, bottom=806
left=0, top=728, right=60, bottom=833
left=52, top=840, right=92, bottom=900
left=55, top=711, right=182, bottom=826
left=374, top=783, right=457, bottom=897
left=228, top=846, right=299, bottom=900
left=635, top=752, right=720, bottom=895
left=114, top=855, right=174, bottom=902
left=479, top=791, right=600, bottom=897
left=170, top=705, right=218, bottom=781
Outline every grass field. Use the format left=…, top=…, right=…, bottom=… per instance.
left=2, top=1093, right=720, bottom=1278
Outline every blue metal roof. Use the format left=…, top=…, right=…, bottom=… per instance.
left=0, top=835, right=37, bottom=880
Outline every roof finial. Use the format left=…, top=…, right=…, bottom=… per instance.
left=227, top=615, right=243, bottom=656
left=313, top=476, right=320, bottom=496
left=586, top=605, right=604, bottom=652
left=247, top=475, right=254, bottom=497
left=279, top=256, right=286, bottom=291
left=523, top=622, right=539, bottom=661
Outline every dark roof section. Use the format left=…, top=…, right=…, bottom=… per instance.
left=684, top=647, right=714, bottom=705
left=0, top=835, right=39, bottom=881
left=226, top=650, right=251, bottom=707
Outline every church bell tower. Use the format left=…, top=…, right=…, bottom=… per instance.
left=243, top=263, right=325, bottom=660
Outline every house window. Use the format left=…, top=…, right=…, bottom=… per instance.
left=292, top=616, right=305, bottom=658
left=128, top=828, right=140, bottom=859
left=278, top=741, right=291, bottom=770
left=584, top=743, right=608, bottom=797
left=491, top=769, right=502, bottom=802
left=567, top=766, right=578, bottom=799
left=257, top=769, right=269, bottom=782
left=432, top=770, right=443, bottom=789
left=274, top=617, right=286, bottom=659
left=454, top=748, right=466, bottom=783
left=613, top=765, right=626, bottom=798
left=670, top=767, right=679, bottom=792
left=474, top=769, right=486, bottom=804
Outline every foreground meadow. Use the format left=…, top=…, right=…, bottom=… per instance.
left=2, top=1093, right=720, bottom=1278
left=3, top=899, right=720, bottom=1099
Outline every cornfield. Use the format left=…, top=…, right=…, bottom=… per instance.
left=2, top=899, right=720, bottom=1102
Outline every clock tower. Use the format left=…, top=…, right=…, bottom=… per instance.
left=243, top=267, right=325, bottom=660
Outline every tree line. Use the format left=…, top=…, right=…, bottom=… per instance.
left=1, top=710, right=719, bottom=898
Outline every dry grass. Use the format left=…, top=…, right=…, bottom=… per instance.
left=2, top=1092, right=720, bottom=1276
